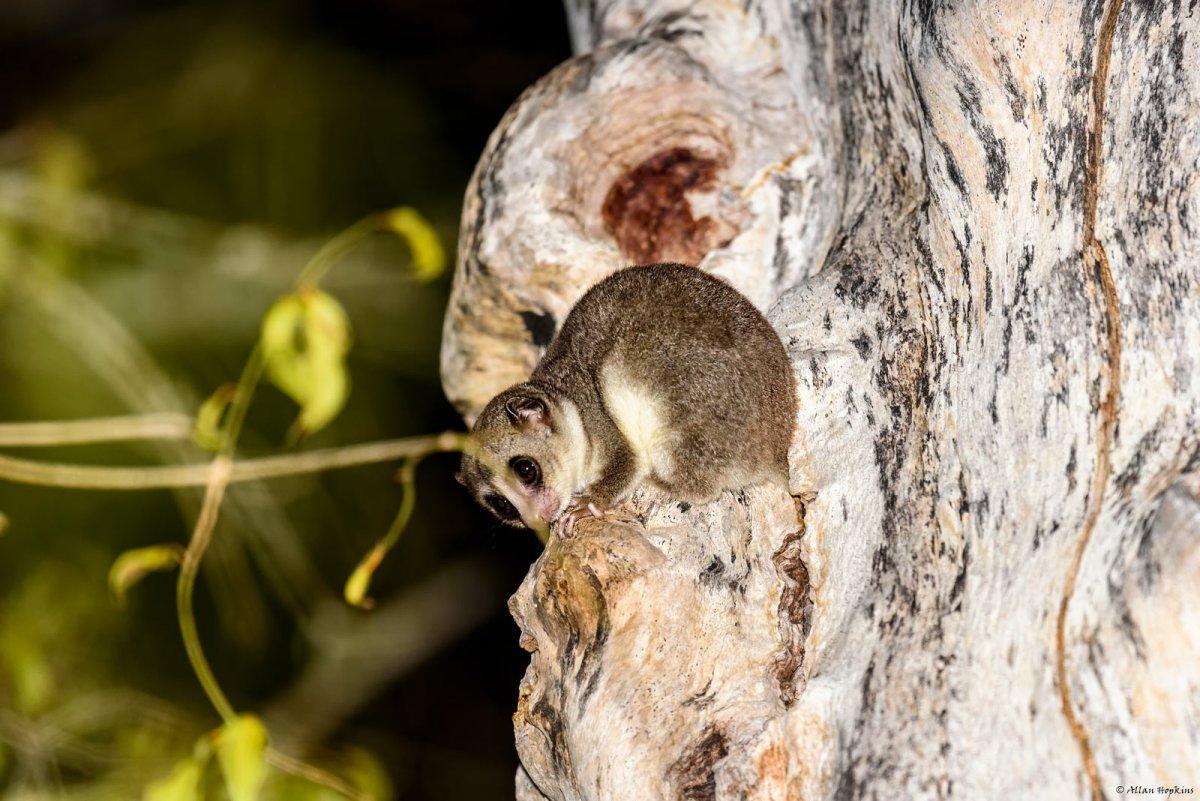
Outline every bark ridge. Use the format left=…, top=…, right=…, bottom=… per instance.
left=441, top=2, right=1200, bottom=799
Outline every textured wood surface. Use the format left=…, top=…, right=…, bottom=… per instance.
left=441, top=2, right=1200, bottom=799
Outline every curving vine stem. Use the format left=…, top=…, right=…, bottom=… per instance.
left=441, top=1, right=1200, bottom=799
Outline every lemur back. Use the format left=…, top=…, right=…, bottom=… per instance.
left=458, top=263, right=796, bottom=533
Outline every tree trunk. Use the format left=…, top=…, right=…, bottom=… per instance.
left=440, top=1, right=1200, bottom=799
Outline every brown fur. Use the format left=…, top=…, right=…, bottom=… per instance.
left=458, top=263, right=796, bottom=529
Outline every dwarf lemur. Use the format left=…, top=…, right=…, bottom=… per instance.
left=457, top=263, right=795, bottom=535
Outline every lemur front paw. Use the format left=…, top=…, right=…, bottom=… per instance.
left=555, top=498, right=606, bottom=538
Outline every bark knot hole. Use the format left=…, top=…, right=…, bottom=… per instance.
left=601, top=147, right=726, bottom=265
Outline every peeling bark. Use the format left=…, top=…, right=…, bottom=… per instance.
left=441, top=1, right=1200, bottom=799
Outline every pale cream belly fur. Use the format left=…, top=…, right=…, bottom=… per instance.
left=598, top=360, right=676, bottom=483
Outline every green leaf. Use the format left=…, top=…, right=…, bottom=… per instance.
left=343, top=544, right=384, bottom=609
left=36, top=130, right=93, bottom=193
left=108, top=544, right=185, bottom=607
left=0, top=637, right=54, bottom=713
left=260, top=289, right=351, bottom=438
left=216, top=715, right=269, bottom=801
left=383, top=206, right=445, bottom=282
left=262, top=745, right=392, bottom=801
left=34, top=131, right=93, bottom=276
left=143, top=755, right=204, bottom=801
left=343, top=457, right=419, bottom=610
left=338, top=746, right=392, bottom=801
left=260, top=295, right=308, bottom=400
left=194, top=383, right=237, bottom=451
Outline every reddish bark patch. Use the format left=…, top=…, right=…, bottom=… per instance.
left=771, top=497, right=813, bottom=707
left=601, top=147, right=724, bottom=265
left=669, top=725, right=730, bottom=801
left=756, top=744, right=789, bottom=788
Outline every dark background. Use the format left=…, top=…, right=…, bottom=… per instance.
left=0, top=1, right=570, bottom=799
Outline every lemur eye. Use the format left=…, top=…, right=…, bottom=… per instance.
left=485, top=494, right=519, bottom=521
left=509, top=456, right=541, bottom=486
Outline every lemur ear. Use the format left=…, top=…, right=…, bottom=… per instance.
left=505, top=395, right=549, bottom=428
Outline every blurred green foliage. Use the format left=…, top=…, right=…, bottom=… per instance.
left=0, top=1, right=561, bottom=798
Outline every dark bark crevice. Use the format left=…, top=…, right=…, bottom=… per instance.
left=1055, top=3, right=1127, bottom=798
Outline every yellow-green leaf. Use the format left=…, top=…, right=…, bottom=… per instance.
left=143, top=755, right=203, bottom=801
left=260, top=289, right=352, bottom=438
left=0, top=637, right=53, bottom=714
left=343, top=544, right=385, bottom=609
left=293, top=360, right=347, bottom=440
left=109, top=544, right=185, bottom=607
left=216, top=714, right=269, bottom=801
left=36, top=130, right=92, bottom=193
left=194, top=384, right=237, bottom=451
left=260, top=294, right=309, bottom=400
left=383, top=206, right=445, bottom=282
left=303, top=289, right=352, bottom=349
left=0, top=511, right=8, bottom=537
left=264, top=745, right=392, bottom=801
left=343, top=458, right=419, bottom=610
left=339, top=746, right=392, bottom=801
left=35, top=131, right=93, bottom=276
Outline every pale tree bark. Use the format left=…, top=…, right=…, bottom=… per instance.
left=440, top=2, right=1200, bottom=800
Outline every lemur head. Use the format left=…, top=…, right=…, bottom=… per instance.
left=456, top=382, right=587, bottom=529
